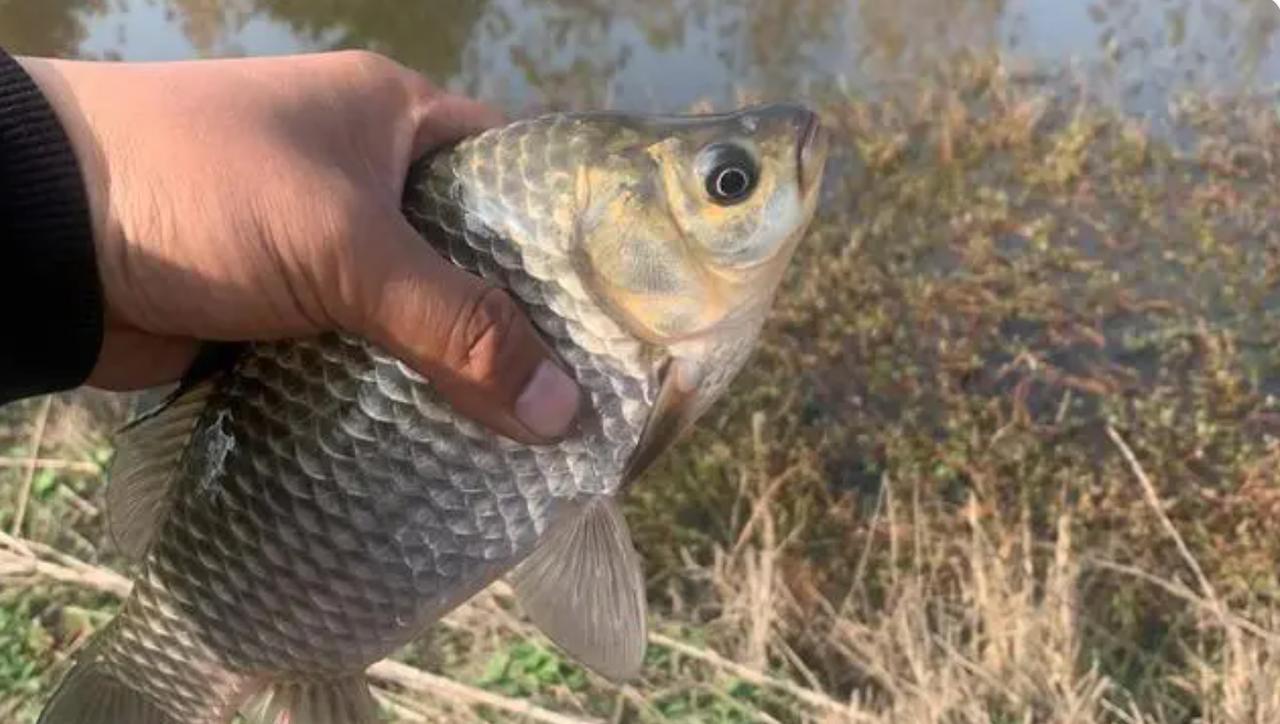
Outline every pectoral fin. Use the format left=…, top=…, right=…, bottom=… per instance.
left=622, top=356, right=701, bottom=485
left=512, top=497, right=648, bottom=681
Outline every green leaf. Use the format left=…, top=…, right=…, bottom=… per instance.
left=478, top=650, right=511, bottom=686
left=32, top=469, right=57, bottom=498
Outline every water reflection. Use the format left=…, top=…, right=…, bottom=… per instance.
left=0, top=0, right=100, bottom=57
left=851, top=0, right=1007, bottom=70
left=167, top=0, right=253, bottom=57
left=254, top=0, right=488, bottom=82
left=0, top=0, right=1275, bottom=111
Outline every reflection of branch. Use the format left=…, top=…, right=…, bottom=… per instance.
left=0, top=532, right=595, bottom=724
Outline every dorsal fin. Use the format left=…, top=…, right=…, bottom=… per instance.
left=107, top=378, right=218, bottom=560
left=106, top=342, right=241, bottom=560
left=120, top=341, right=242, bottom=428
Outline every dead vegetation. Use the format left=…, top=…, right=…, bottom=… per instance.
left=3, top=54, right=1280, bottom=722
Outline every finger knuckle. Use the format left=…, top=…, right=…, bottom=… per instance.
left=400, top=71, right=439, bottom=107
left=449, top=286, right=521, bottom=381
left=333, top=48, right=396, bottom=75
left=332, top=49, right=428, bottom=119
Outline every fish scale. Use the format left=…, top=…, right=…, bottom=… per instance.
left=38, top=103, right=828, bottom=724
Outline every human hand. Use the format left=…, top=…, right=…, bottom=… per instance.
left=17, top=50, right=580, bottom=443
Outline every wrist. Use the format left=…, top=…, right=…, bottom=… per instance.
left=0, top=50, right=104, bottom=400
left=13, top=57, right=116, bottom=258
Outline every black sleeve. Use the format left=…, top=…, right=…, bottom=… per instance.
left=0, top=47, right=103, bottom=405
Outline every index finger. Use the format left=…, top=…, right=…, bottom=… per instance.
left=407, top=83, right=507, bottom=157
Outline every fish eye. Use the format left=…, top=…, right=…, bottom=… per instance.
left=701, top=144, right=758, bottom=205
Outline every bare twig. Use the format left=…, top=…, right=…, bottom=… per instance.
left=647, top=632, right=852, bottom=716
left=0, top=531, right=130, bottom=597
left=728, top=464, right=800, bottom=559
left=57, top=485, right=102, bottom=518
left=1080, top=555, right=1279, bottom=643
left=12, top=396, right=54, bottom=536
left=850, top=475, right=888, bottom=603
left=488, top=580, right=850, bottom=716
left=1105, top=425, right=1222, bottom=613
left=0, top=457, right=102, bottom=475
left=368, top=660, right=599, bottom=724
left=370, top=691, right=431, bottom=724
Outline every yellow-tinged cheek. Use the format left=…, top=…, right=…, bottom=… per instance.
left=691, top=202, right=732, bottom=225
left=606, top=285, right=731, bottom=340
left=578, top=160, right=738, bottom=342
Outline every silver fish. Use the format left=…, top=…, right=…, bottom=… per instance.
left=39, top=103, right=829, bottom=724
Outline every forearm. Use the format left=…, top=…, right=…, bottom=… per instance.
left=0, top=47, right=103, bottom=404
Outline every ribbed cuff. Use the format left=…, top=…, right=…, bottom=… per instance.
left=0, top=47, right=103, bottom=404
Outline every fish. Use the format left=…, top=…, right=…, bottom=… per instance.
left=38, top=102, right=829, bottom=724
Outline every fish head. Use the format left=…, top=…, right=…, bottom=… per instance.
left=570, top=103, right=829, bottom=482
left=576, top=102, right=828, bottom=343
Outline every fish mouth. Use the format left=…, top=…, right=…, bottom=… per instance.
left=797, top=110, right=828, bottom=196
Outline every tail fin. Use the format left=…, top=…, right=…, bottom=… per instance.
left=38, top=646, right=180, bottom=724
left=241, top=676, right=380, bottom=724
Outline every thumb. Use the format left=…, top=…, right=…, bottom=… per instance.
left=354, top=218, right=582, bottom=444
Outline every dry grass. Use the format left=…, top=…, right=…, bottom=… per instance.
left=4, top=54, right=1280, bottom=722
left=4, top=396, right=1280, bottom=722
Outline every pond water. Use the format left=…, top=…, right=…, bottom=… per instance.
left=0, top=0, right=1276, bottom=114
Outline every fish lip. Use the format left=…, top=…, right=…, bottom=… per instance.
left=797, top=110, right=828, bottom=196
